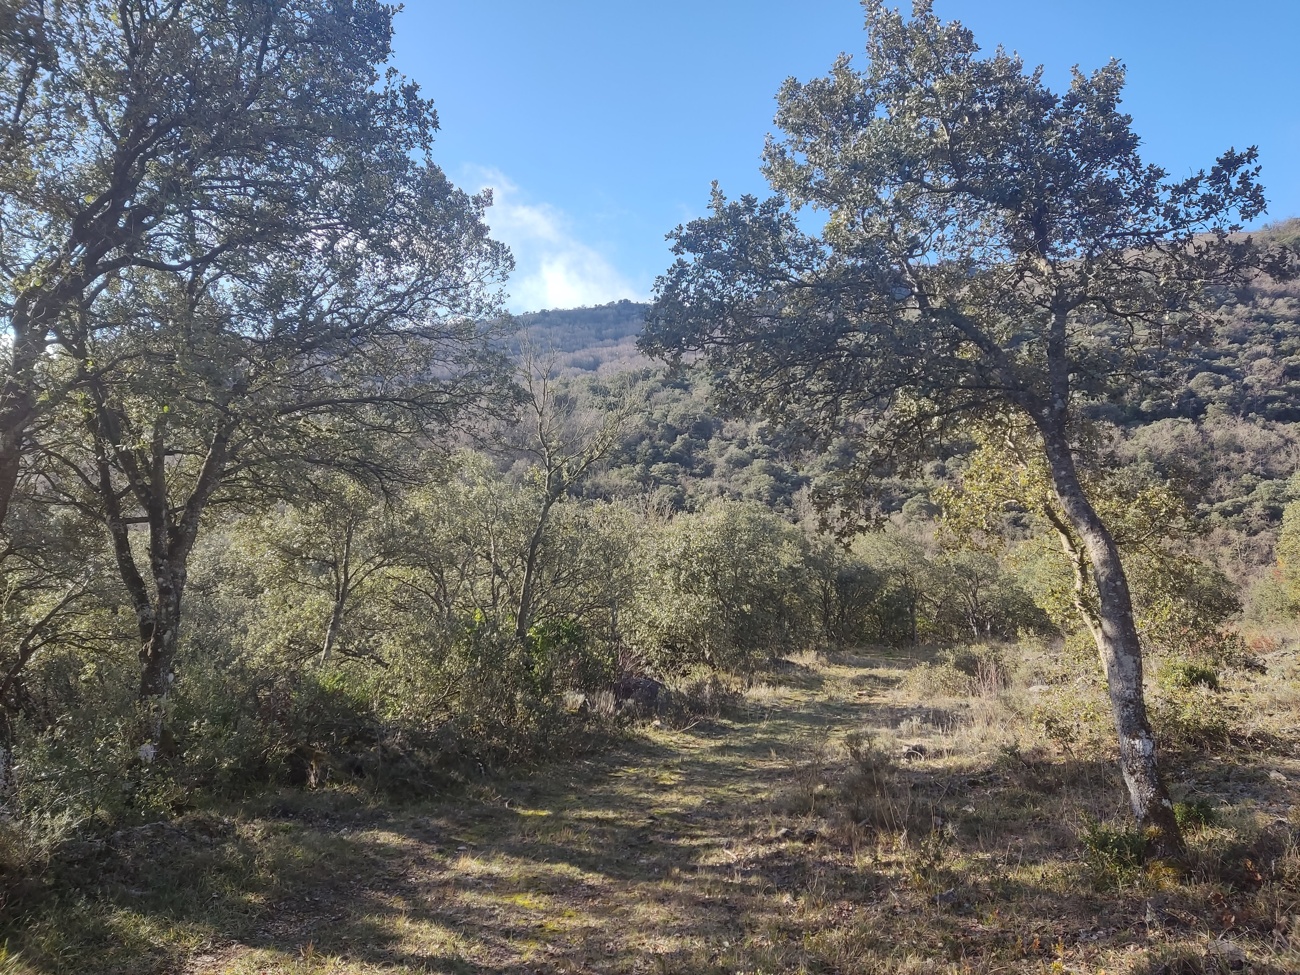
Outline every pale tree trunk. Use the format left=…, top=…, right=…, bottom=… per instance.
left=514, top=493, right=558, bottom=645
left=320, top=521, right=354, bottom=669
left=1037, top=419, right=1184, bottom=857
left=320, top=598, right=346, bottom=670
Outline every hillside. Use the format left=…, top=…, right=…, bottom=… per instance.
left=513, top=300, right=651, bottom=375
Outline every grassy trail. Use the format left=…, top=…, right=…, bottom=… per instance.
left=9, top=651, right=1300, bottom=974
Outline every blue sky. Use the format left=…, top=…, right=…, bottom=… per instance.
left=393, top=1, right=1300, bottom=313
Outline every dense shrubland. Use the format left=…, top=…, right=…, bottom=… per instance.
left=0, top=398, right=1265, bottom=850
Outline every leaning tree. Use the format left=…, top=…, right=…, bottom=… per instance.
left=640, top=0, right=1294, bottom=854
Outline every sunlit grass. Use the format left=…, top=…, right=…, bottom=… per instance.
left=6, top=643, right=1300, bottom=973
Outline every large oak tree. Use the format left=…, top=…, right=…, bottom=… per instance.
left=641, top=0, right=1293, bottom=854
left=6, top=1, right=514, bottom=733
left=0, top=0, right=458, bottom=527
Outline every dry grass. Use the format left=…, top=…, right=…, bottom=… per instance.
left=4, top=640, right=1300, bottom=974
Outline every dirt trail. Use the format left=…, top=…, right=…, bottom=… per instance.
left=180, top=664, right=864, bottom=974
left=24, top=652, right=1300, bottom=974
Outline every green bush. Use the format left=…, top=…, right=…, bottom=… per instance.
left=627, top=501, right=814, bottom=672
left=904, top=644, right=1013, bottom=698
left=1079, top=817, right=1147, bottom=889
left=1173, top=798, right=1218, bottom=831
left=1149, top=688, right=1233, bottom=751
left=1160, top=660, right=1221, bottom=692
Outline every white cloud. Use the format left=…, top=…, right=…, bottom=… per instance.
left=464, top=167, right=644, bottom=313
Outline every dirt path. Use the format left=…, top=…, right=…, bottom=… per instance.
left=16, top=652, right=1300, bottom=974
left=187, top=666, right=860, bottom=973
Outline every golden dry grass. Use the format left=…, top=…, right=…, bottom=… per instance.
left=5, top=643, right=1300, bottom=974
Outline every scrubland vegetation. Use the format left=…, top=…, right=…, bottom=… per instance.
left=3, top=1, right=1300, bottom=973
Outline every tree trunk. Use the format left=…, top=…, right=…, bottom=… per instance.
left=321, top=596, right=345, bottom=670
left=0, top=291, right=51, bottom=530
left=320, top=521, right=354, bottom=669
left=515, top=494, right=558, bottom=644
left=0, top=711, right=13, bottom=809
left=1037, top=420, right=1184, bottom=857
left=137, top=563, right=186, bottom=756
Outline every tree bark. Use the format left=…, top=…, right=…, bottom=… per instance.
left=320, top=522, right=353, bottom=670
left=87, top=390, right=236, bottom=746
left=0, top=290, right=57, bottom=529
left=139, top=564, right=185, bottom=701
left=515, top=493, right=558, bottom=645
left=1036, top=418, right=1184, bottom=857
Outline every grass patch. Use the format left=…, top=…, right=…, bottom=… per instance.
left=6, top=640, right=1300, bottom=973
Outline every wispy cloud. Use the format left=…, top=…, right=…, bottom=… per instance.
left=464, top=167, right=644, bottom=313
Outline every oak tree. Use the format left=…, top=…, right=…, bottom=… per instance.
left=641, top=0, right=1293, bottom=853
left=0, top=0, right=465, bottom=527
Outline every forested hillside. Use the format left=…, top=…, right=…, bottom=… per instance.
left=522, top=229, right=1300, bottom=599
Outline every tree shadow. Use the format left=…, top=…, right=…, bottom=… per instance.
left=7, top=673, right=1297, bottom=974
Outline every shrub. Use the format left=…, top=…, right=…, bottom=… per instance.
left=1079, top=817, right=1147, bottom=889
left=1030, top=689, right=1111, bottom=757
left=627, top=501, right=814, bottom=673
left=840, top=730, right=907, bottom=832
left=1173, top=798, right=1218, bottom=831
left=904, top=644, right=1012, bottom=698
left=1149, top=688, right=1233, bottom=751
left=1161, top=660, right=1221, bottom=692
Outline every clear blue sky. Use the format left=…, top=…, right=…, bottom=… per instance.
left=392, top=1, right=1300, bottom=312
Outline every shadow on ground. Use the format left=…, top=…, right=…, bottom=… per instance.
left=7, top=656, right=1300, bottom=975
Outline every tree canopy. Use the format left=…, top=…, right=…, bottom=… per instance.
left=0, top=0, right=509, bottom=526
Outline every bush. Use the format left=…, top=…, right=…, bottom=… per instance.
left=1160, top=660, right=1221, bottom=692
left=1030, top=688, right=1111, bottom=757
left=904, top=644, right=1013, bottom=698
left=1149, top=688, right=1233, bottom=751
left=1173, top=798, right=1218, bottom=831
left=627, top=501, right=814, bottom=672
left=840, top=730, right=908, bottom=831
left=1079, top=817, right=1147, bottom=889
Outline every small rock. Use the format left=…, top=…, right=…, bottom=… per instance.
left=1208, top=938, right=1247, bottom=971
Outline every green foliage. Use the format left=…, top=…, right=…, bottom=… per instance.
left=639, top=0, right=1289, bottom=845
left=1161, top=662, right=1221, bottom=692
left=628, top=500, right=813, bottom=672
left=1080, top=817, right=1148, bottom=889
left=905, top=645, right=1013, bottom=699
left=1149, top=687, right=1233, bottom=751
left=1031, top=691, right=1111, bottom=758
left=8, top=0, right=1300, bottom=896
left=1263, top=489, right=1300, bottom=618
left=1173, top=799, right=1218, bottom=831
